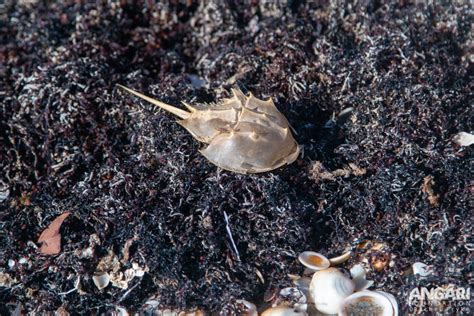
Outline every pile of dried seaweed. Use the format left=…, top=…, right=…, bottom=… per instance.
left=1, top=1, right=471, bottom=314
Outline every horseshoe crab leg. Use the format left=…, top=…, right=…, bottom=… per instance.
left=117, top=84, right=191, bottom=119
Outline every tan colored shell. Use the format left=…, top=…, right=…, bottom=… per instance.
left=118, top=85, right=300, bottom=173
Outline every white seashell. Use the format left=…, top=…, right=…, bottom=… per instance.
left=309, top=268, right=355, bottom=314
left=92, top=272, right=110, bottom=290
left=376, top=291, right=398, bottom=316
left=115, top=306, right=129, bottom=316
left=339, top=290, right=398, bottom=316
left=261, top=306, right=307, bottom=316
left=298, top=252, right=330, bottom=271
left=235, top=299, right=257, bottom=316
left=19, top=257, right=28, bottom=265
left=329, top=251, right=352, bottom=265
left=278, top=287, right=307, bottom=312
left=350, top=264, right=374, bottom=291
left=293, top=276, right=311, bottom=291
left=412, top=262, right=433, bottom=277
left=292, top=276, right=312, bottom=302
left=453, top=132, right=474, bottom=146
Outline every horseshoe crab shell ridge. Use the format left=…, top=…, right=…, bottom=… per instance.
left=117, top=85, right=300, bottom=174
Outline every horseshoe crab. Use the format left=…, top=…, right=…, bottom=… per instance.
left=117, top=85, right=300, bottom=173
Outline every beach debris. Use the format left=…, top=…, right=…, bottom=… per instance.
left=19, top=192, right=31, bottom=206
left=350, top=264, right=374, bottom=291
left=421, top=175, right=440, bottom=207
left=261, top=305, right=307, bottom=316
left=298, top=252, right=330, bottom=271
left=117, top=85, right=300, bottom=174
left=275, top=287, right=308, bottom=313
left=329, top=251, right=352, bottom=265
left=114, top=306, right=129, bottom=316
left=94, top=250, right=148, bottom=290
left=54, top=306, right=70, bottom=316
left=309, top=161, right=366, bottom=182
left=452, top=132, right=474, bottom=146
left=92, top=272, right=110, bottom=290
left=74, top=234, right=100, bottom=259
left=356, top=241, right=391, bottom=272
left=259, top=285, right=309, bottom=315
left=412, top=262, right=433, bottom=277
left=295, top=247, right=398, bottom=314
left=58, top=275, right=82, bottom=295
left=0, top=272, right=18, bottom=287
left=296, top=249, right=353, bottom=304
left=224, top=211, right=240, bottom=262
left=337, top=107, right=355, bottom=123
left=339, top=290, right=398, bottom=316
left=121, top=236, right=138, bottom=264
left=291, top=276, right=312, bottom=300
left=309, top=268, right=355, bottom=314
left=37, top=212, right=71, bottom=255
left=235, top=300, right=257, bottom=316
left=298, top=250, right=352, bottom=273
left=370, top=253, right=390, bottom=272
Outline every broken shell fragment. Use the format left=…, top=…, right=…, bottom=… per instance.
left=412, top=262, right=433, bottom=277
left=309, top=268, right=355, bottom=314
left=118, top=85, right=300, bottom=174
left=278, top=287, right=308, bottom=312
left=329, top=251, right=352, bottom=265
left=453, top=132, right=474, bottom=146
left=261, top=306, right=307, bottom=316
left=350, top=264, right=374, bottom=291
left=115, top=306, right=129, bottom=316
left=292, top=276, right=312, bottom=301
left=298, top=252, right=330, bottom=271
left=235, top=300, right=257, bottom=316
left=377, top=291, right=399, bottom=315
left=339, top=290, right=398, bottom=316
left=92, top=272, right=110, bottom=290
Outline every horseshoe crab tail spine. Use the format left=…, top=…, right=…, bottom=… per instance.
left=117, top=84, right=191, bottom=119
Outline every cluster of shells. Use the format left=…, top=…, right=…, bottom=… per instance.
left=152, top=245, right=398, bottom=315
left=251, top=249, right=398, bottom=316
